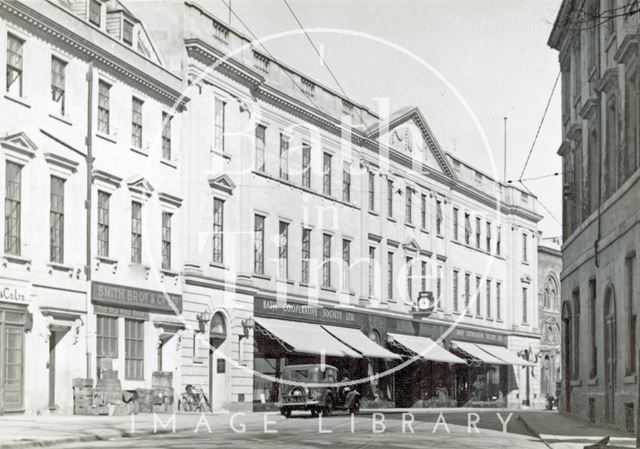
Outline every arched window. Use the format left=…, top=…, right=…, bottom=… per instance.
left=210, top=312, right=227, bottom=341
left=544, top=275, right=559, bottom=310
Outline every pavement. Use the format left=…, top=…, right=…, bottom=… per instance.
left=517, top=410, right=637, bottom=449
left=0, top=409, right=634, bottom=449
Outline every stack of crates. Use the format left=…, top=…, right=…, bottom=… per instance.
left=72, top=378, right=93, bottom=415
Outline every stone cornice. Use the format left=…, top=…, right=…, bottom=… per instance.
left=0, top=0, right=188, bottom=110
left=595, top=67, right=620, bottom=94
left=579, top=96, right=599, bottom=120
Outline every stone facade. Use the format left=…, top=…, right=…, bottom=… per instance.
left=549, top=0, right=640, bottom=433
left=0, top=0, right=544, bottom=415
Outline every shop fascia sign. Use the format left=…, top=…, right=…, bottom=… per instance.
left=0, top=285, right=27, bottom=303
left=91, top=281, right=182, bottom=314
left=452, top=327, right=506, bottom=344
left=256, top=298, right=360, bottom=326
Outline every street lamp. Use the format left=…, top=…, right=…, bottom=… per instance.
left=240, top=318, right=255, bottom=340
left=196, top=310, right=211, bottom=334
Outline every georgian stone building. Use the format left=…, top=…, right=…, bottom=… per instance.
left=0, top=0, right=187, bottom=414
left=549, top=0, right=640, bottom=432
left=0, top=0, right=545, bottom=415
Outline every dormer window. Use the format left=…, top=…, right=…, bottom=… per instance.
left=301, top=78, right=315, bottom=97
left=213, top=21, right=229, bottom=43
left=89, top=0, right=101, bottom=27
left=123, top=19, right=134, bottom=46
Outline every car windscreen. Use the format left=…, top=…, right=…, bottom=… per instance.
left=282, top=367, right=317, bottom=382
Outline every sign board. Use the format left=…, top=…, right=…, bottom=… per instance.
left=255, top=298, right=361, bottom=327
left=92, top=281, right=182, bottom=314
left=0, top=285, right=27, bottom=304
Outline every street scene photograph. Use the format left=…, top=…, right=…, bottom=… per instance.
left=0, top=0, right=638, bottom=448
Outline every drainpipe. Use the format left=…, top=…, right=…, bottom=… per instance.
left=85, top=62, right=94, bottom=379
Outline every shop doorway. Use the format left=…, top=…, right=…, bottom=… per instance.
left=209, top=312, right=228, bottom=410
left=561, top=301, right=572, bottom=413
left=604, top=287, right=616, bottom=424
left=0, top=307, right=26, bottom=414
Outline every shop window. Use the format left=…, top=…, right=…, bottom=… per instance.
left=96, top=315, right=118, bottom=370
left=125, top=319, right=144, bottom=380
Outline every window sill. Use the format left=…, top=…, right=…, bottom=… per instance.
left=420, top=227, right=429, bottom=234
left=276, top=278, right=295, bottom=285
left=252, top=273, right=271, bottom=281
left=300, top=282, right=316, bottom=289
left=160, top=268, right=179, bottom=278
left=96, top=132, right=117, bottom=144
left=587, top=377, right=598, bottom=386
left=387, top=217, right=397, bottom=223
left=436, top=234, right=444, bottom=239
left=96, top=255, right=118, bottom=264
left=570, top=379, right=582, bottom=387
left=47, top=262, right=75, bottom=274
left=321, top=286, right=336, bottom=293
left=49, top=112, right=72, bottom=126
left=4, top=93, right=31, bottom=108
left=209, top=262, right=227, bottom=270
left=130, top=146, right=149, bottom=157
left=1, top=253, right=31, bottom=266
left=624, top=374, right=637, bottom=384
left=161, top=158, right=177, bottom=169
left=405, top=222, right=415, bottom=229
left=368, top=210, right=379, bottom=217
left=211, top=149, right=231, bottom=160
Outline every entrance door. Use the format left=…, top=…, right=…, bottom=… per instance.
left=604, top=288, right=616, bottom=424
left=208, top=312, right=228, bottom=410
left=48, top=332, right=57, bottom=410
left=561, top=302, right=572, bottom=413
left=0, top=308, right=25, bottom=414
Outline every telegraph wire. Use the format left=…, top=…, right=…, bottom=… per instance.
left=518, top=70, right=561, bottom=181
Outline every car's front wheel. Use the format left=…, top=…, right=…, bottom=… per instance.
left=281, top=408, right=292, bottom=418
left=310, top=408, right=319, bottom=417
left=349, top=398, right=360, bottom=415
left=322, top=398, right=333, bottom=417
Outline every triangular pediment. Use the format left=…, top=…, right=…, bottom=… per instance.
left=368, top=107, right=456, bottom=179
left=127, top=176, right=155, bottom=198
left=208, top=173, right=236, bottom=195
left=1, top=132, right=38, bottom=162
left=402, top=238, right=421, bottom=252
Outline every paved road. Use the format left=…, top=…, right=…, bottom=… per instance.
left=51, top=411, right=547, bottom=448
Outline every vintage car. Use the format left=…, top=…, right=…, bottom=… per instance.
left=277, top=364, right=360, bottom=418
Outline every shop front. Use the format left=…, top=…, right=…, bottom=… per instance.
left=0, top=281, right=30, bottom=414
left=252, top=297, right=535, bottom=410
left=90, top=282, right=183, bottom=394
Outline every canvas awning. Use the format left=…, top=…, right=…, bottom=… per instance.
left=451, top=340, right=508, bottom=365
left=387, top=333, right=466, bottom=364
left=322, top=325, right=401, bottom=360
left=475, top=343, right=534, bottom=366
left=254, top=317, right=361, bottom=358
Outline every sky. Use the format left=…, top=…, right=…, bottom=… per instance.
left=200, top=0, right=563, bottom=237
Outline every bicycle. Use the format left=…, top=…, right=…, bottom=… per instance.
left=178, top=384, right=211, bottom=412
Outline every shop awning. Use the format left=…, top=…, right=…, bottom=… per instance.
left=475, top=343, right=534, bottom=366
left=451, top=340, right=508, bottom=365
left=387, top=333, right=466, bottom=364
left=254, top=317, right=362, bottom=358
left=322, top=325, right=401, bottom=360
